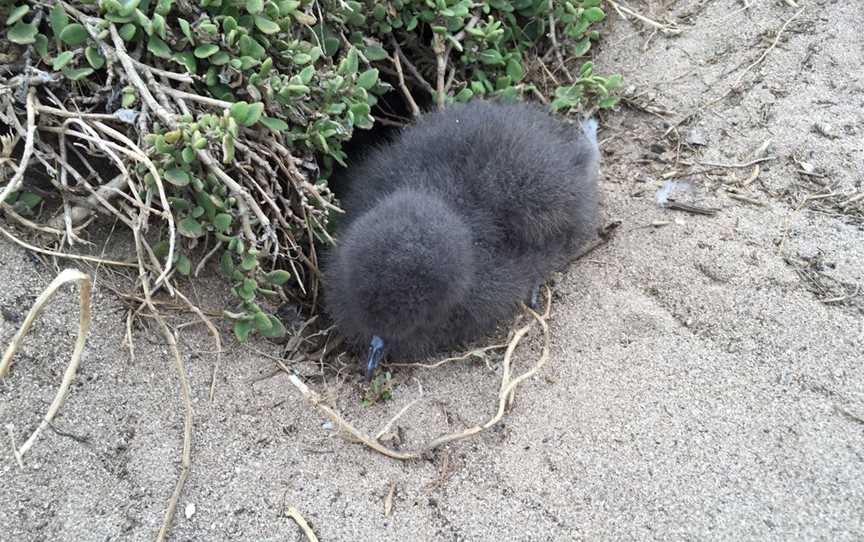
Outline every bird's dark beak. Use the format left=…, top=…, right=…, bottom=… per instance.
left=365, top=335, right=385, bottom=381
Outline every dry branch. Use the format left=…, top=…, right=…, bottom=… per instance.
left=285, top=289, right=553, bottom=460
left=1, top=269, right=92, bottom=468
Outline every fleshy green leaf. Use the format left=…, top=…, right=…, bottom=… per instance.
left=254, top=15, right=280, bottom=34
left=164, top=168, right=191, bottom=186
left=119, top=23, right=136, bottom=41
left=338, top=47, right=359, bottom=76
left=6, top=5, right=30, bottom=26
left=213, top=213, right=232, bottom=232
left=357, top=68, right=379, bottom=89
left=506, top=58, right=524, bottom=82
left=178, top=217, right=204, bottom=238
left=259, top=116, right=289, bottom=131
left=219, top=251, right=234, bottom=275
left=59, top=23, right=88, bottom=46
left=64, top=66, right=95, bottom=81
left=8, top=22, right=37, bottom=44
left=584, top=7, right=605, bottom=22
left=50, top=4, right=69, bottom=35
left=233, top=319, right=253, bottom=342
left=175, top=254, right=191, bottom=275
left=52, top=51, right=75, bottom=71
left=258, top=315, right=286, bottom=338
left=246, top=0, right=264, bottom=14
left=194, top=43, right=219, bottom=58
left=148, top=36, right=172, bottom=58
left=265, top=270, right=291, bottom=285
left=364, top=44, right=388, bottom=61
left=253, top=311, right=272, bottom=332
left=241, top=102, right=264, bottom=126
left=85, top=47, right=106, bottom=69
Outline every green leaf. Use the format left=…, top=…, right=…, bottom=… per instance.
left=260, top=116, right=289, bottom=131
left=16, top=191, right=42, bottom=209
left=173, top=51, right=197, bottom=73
left=59, top=23, right=88, bottom=46
left=364, top=44, right=388, bottom=61
left=213, top=213, right=232, bottom=232
left=178, top=17, right=193, bottom=43
left=116, top=0, right=142, bottom=17
left=164, top=167, right=191, bottom=186
left=64, top=67, right=94, bottom=81
left=477, top=49, right=504, bottom=65
left=258, top=315, right=286, bottom=338
left=506, top=58, right=524, bottom=82
left=194, top=43, right=219, bottom=58
left=8, top=22, right=37, bottom=44
left=240, top=253, right=257, bottom=271
left=338, top=47, right=359, bottom=76
left=178, top=217, right=204, bottom=238
left=253, top=311, right=272, bottom=332
left=572, top=38, right=591, bottom=57
left=598, top=96, right=620, bottom=109
left=265, top=269, right=291, bottom=285
left=241, top=102, right=264, bottom=126
left=583, top=7, right=605, bottom=22
left=322, top=36, right=340, bottom=56
left=119, top=23, right=136, bottom=41
left=454, top=88, right=474, bottom=102
left=155, top=0, right=173, bottom=16
left=121, top=90, right=136, bottom=107
left=148, top=36, right=172, bottom=58
left=238, top=35, right=265, bottom=59
left=151, top=13, right=166, bottom=38
left=34, top=34, right=49, bottom=60
left=6, top=5, right=30, bottom=26
left=52, top=51, right=75, bottom=71
left=254, top=15, right=280, bottom=34
left=605, top=74, right=623, bottom=90
left=175, top=254, right=191, bottom=275
left=233, top=319, right=253, bottom=342
left=246, top=0, right=264, bottom=14
left=357, top=68, right=379, bottom=90
left=219, top=251, right=234, bottom=275
left=229, top=101, right=250, bottom=122
left=85, top=47, right=106, bottom=69
left=50, top=4, right=69, bottom=35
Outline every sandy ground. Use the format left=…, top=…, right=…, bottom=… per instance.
left=2, top=1, right=863, bottom=540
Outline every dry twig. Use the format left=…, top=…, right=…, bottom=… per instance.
left=1, top=269, right=92, bottom=468
left=285, top=289, right=553, bottom=460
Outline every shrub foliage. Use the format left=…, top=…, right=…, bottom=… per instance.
left=0, top=0, right=619, bottom=341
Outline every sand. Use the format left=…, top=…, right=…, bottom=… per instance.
left=1, top=1, right=863, bottom=540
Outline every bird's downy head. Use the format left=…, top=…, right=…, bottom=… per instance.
left=326, top=188, right=476, bottom=378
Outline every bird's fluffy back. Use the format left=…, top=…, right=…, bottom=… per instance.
left=324, top=100, right=600, bottom=357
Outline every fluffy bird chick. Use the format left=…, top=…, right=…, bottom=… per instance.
left=324, top=100, right=600, bottom=379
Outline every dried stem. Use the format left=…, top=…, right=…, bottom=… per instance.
left=285, top=289, right=553, bottom=460
left=0, top=269, right=92, bottom=467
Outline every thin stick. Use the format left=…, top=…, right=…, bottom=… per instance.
left=386, top=342, right=509, bottom=369
left=285, top=289, right=553, bottom=460
left=0, top=88, right=37, bottom=205
left=606, top=0, right=682, bottom=35
left=391, top=48, right=421, bottom=117
left=732, top=6, right=805, bottom=88
left=0, top=269, right=92, bottom=466
left=131, top=228, right=194, bottom=542
left=0, top=225, right=138, bottom=267
left=432, top=34, right=447, bottom=110
left=700, top=156, right=776, bottom=169
left=375, top=381, right=423, bottom=440
left=285, top=507, right=319, bottom=542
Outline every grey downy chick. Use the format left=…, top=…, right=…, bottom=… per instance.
left=324, top=100, right=600, bottom=379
